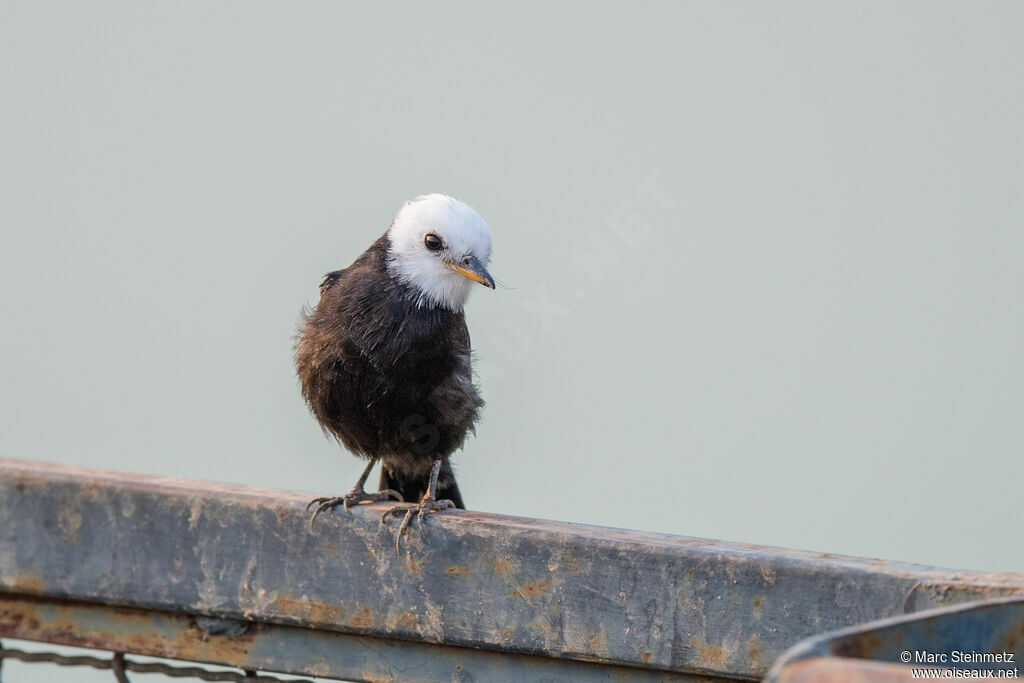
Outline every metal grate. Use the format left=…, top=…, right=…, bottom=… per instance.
left=0, top=640, right=315, bottom=682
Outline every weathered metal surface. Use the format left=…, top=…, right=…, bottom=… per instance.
left=770, top=658, right=922, bottom=683
left=1, top=459, right=1023, bottom=680
left=0, top=594, right=715, bottom=682
left=766, top=595, right=1024, bottom=682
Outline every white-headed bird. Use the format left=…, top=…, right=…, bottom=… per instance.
left=295, top=194, right=495, bottom=550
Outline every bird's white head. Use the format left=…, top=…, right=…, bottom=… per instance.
left=386, top=194, right=495, bottom=310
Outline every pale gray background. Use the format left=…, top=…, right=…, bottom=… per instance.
left=3, top=2, right=1023, bottom=679
left=2, top=0, right=1023, bottom=596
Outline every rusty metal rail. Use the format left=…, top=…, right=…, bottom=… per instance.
left=1, top=458, right=1023, bottom=681
left=766, top=595, right=1024, bottom=682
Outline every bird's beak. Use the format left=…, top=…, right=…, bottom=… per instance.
left=448, top=255, right=495, bottom=289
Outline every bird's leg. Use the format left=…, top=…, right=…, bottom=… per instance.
left=307, top=459, right=403, bottom=528
left=381, top=456, right=456, bottom=553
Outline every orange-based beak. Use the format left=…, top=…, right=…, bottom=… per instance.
left=448, top=255, right=495, bottom=289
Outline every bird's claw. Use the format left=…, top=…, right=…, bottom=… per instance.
left=381, top=497, right=456, bottom=554
left=306, top=488, right=403, bottom=528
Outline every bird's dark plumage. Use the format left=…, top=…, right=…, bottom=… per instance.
left=295, top=233, right=482, bottom=511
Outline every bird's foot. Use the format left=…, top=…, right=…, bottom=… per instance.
left=306, top=488, right=404, bottom=528
left=381, top=497, right=456, bottom=553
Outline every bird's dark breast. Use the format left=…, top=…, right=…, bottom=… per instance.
left=295, top=244, right=482, bottom=471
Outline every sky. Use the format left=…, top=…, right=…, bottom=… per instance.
left=1, top=0, right=1022, bottom=620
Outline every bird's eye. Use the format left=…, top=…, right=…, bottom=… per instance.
left=424, top=234, right=443, bottom=251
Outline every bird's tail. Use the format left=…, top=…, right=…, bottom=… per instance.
left=379, top=458, right=465, bottom=509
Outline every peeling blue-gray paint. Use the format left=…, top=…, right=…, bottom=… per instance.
left=1, top=459, right=1023, bottom=679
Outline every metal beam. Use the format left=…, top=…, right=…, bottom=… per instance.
left=767, top=595, right=1024, bottom=682
left=0, top=594, right=712, bottom=682
left=769, top=658, right=920, bottom=683
left=1, top=458, right=1023, bottom=679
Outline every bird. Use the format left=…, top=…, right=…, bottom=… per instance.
left=295, top=194, right=495, bottom=550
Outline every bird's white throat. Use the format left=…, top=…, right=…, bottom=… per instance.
left=385, top=194, right=493, bottom=311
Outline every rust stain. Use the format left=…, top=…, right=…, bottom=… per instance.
left=747, top=637, right=764, bottom=669
left=57, top=506, right=82, bottom=544
left=4, top=574, right=45, bottom=593
left=517, top=579, right=552, bottom=597
left=187, top=505, right=201, bottom=531
left=395, top=611, right=418, bottom=628
left=364, top=663, right=398, bottom=683
left=493, top=558, right=516, bottom=574
left=835, top=631, right=884, bottom=659
left=753, top=595, right=764, bottom=619
left=445, top=565, right=470, bottom=577
left=310, top=657, right=331, bottom=678
left=688, top=638, right=727, bottom=670
left=348, top=605, right=373, bottom=629
left=405, top=555, right=422, bottom=575
left=500, top=627, right=512, bottom=640
left=0, top=597, right=259, bottom=664
left=271, top=594, right=344, bottom=625
left=1003, top=624, right=1021, bottom=654
left=640, top=650, right=653, bottom=664
left=274, top=507, right=290, bottom=524
left=0, top=606, right=39, bottom=632
left=176, top=620, right=257, bottom=662
left=571, top=557, right=581, bottom=574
